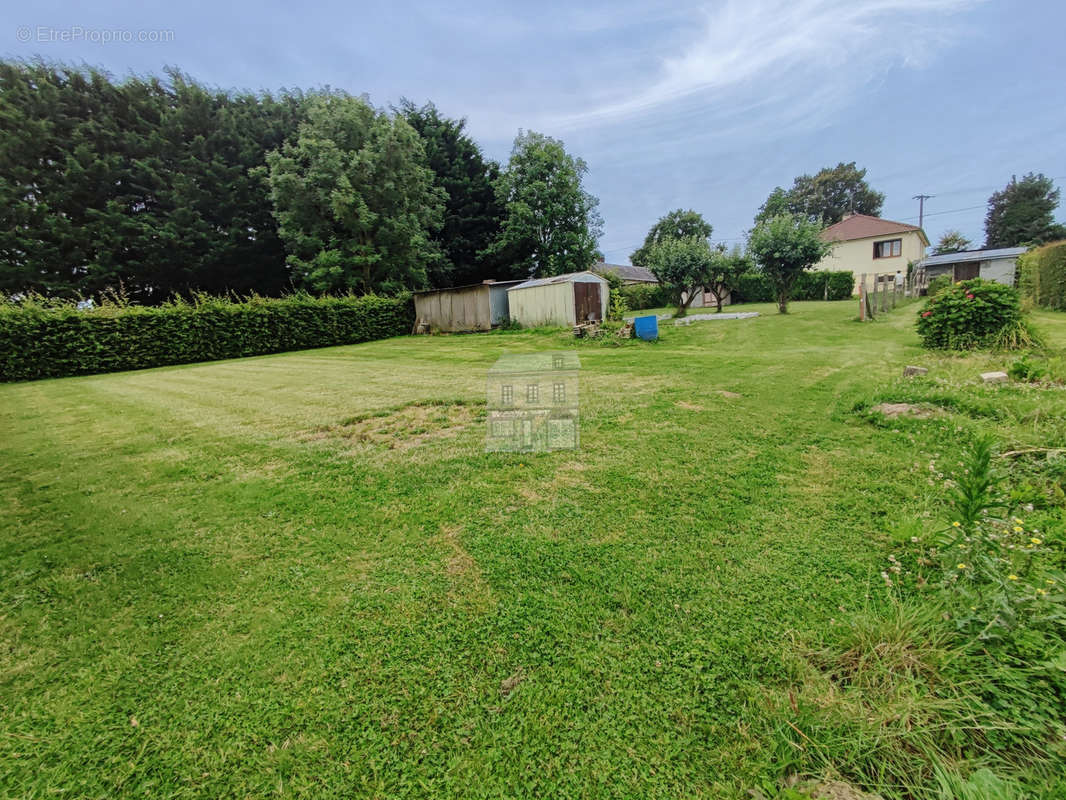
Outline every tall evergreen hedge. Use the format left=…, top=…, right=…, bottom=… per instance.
left=1017, top=241, right=1066, bottom=310
left=0, top=294, right=413, bottom=382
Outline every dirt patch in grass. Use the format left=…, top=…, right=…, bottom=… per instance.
left=719, top=390, right=743, bottom=399
left=870, top=402, right=944, bottom=420
left=436, top=524, right=494, bottom=612
left=304, top=401, right=481, bottom=450
left=675, top=401, right=703, bottom=411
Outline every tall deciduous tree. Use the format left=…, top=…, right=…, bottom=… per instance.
left=932, top=229, right=973, bottom=254
left=396, top=100, right=506, bottom=287
left=630, top=209, right=713, bottom=267
left=489, top=130, right=603, bottom=278
left=984, top=173, right=1066, bottom=248
left=646, top=235, right=716, bottom=317
left=756, top=162, right=884, bottom=226
left=748, top=214, right=833, bottom=313
left=264, top=94, right=445, bottom=294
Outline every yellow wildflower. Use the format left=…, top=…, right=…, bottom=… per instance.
left=1013, top=526, right=1023, bottom=533
left=952, top=521, right=961, bottom=528
left=1008, top=574, right=1019, bottom=581
left=957, top=563, right=967, bottom=569
left=1014, top=517, right=1024, bottom=524
left=1030, top=537, right=1042, bottom=545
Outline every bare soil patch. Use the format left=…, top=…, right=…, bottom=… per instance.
left=305, top=401, right=480, bottom=450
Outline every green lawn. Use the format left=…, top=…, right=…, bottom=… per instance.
left=2, top=300, right=1064, bottom=798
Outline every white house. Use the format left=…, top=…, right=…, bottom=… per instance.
left=815, top=213, right=930, bottom=292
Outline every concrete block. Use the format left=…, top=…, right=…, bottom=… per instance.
left=903, top=366, right=928, bottom=377
left=981, top=371, right=1008, bottom=384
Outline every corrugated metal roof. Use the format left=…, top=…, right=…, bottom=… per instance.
left=409, top=279, right=522, bottom=296
left=509, top=271, right=608, bottom=291
left=919, top=247, right=1027, bottom=267
left=593, top=263, right=658, bottom=283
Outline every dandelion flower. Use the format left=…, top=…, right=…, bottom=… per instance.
left=1030, top=537, right=1042, bottom=545
left=957, top=563, right=967, bottom=569
left=1013, top=526, right=1024, bottom=533
left=1013, top=517, right=1023, bottom=524
left=1008, top=574, right=1019, bottom=581
left=1037, top=589, right=1048, bottom=596
left=952, top=521, right=962, bottom=528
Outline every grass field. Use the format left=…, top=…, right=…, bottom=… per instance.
left=2, top=300, right=1064, bottom=798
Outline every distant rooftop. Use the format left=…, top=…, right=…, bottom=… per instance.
left=412, top=279, right=523, bottom=295
left=488, top=352, right=580, bottom=373
left=821, top=213, right=927, bottom=244
left=919, top=246, right=1027, bottom=267
left=592, top=262, right=658, bottom=283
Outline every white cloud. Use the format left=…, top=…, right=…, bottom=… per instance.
left=552, top=0, right=985, bottom=129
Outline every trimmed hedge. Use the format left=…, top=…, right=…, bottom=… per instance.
left=732, top=270, right=854, bottom=304
left=620, top=283, right=673, bottom=310
left=1018, top=241, right=1066, bottom=310
left=0, top=293, right=414, bottom=381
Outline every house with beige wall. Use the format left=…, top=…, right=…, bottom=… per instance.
left=814, top=213, right=929, bottom=292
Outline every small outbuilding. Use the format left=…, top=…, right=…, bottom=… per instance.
left=413, top=279, right=523, bottom=333
left=506, top=271, right=610, bottom=328
left=917, top=247, right=1026, bottom=286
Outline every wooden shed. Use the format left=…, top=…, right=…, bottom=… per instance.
left=412, top=280, right=523, bottom=333
left=506, top=271, right=610, bottom=328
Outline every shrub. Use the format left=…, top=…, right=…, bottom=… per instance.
left=916, top=278, right=1036, bottom=350
left=1008, top=354, right=1050, bottom=383
left=926, top=275, right=952, bottom=297
left=0, top=292, right=413, bottom=381
left=732, top=271, right=853, bottom=304
left=620, top=283, right=672, bottom=311
left=1017, top=240, right=1066, bottom=310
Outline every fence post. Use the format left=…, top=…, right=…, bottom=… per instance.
left=880, top=276, right=888, bottom=313
left=859, top=274, right=865, bottom=321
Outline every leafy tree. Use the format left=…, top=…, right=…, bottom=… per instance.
left=933, top=229, right=973, bottom=254
left=490, top=131, right=603, bottom=278
left=0, top=61, right=304, bottom=301
left=756, top=162, right=884, bottom=226
left=984, top=173, right=1066, bottom=248
left=645, top=235, right=716, bottom=317
left=705, top=246, right=752, bottom=313
left=630, top=209, right=713, bottom=266
left=747, top=214, right=834, bottom=313
left=264, top=94, right=444, bottom=294
left=396, top=100, right=506, bottom=287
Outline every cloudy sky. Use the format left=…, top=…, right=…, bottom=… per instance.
left=8, top=0, right=1065, bottom=262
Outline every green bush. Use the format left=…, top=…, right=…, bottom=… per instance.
left=732, top=271, right=853, bottom=303
left=0, top=293, right=413, bottom=381
left=916, top=279, right=1036, bottom=350
left=1017, top=240, right=1066, bottom=310
left=926, top=275, right=952, bottom=297
left=620, top=283, right=672, bottom=310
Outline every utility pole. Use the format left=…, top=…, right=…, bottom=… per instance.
left=912, top=194, right=933, bottom=229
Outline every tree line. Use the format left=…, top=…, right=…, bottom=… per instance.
left=0, top=62, right=600, bottom=302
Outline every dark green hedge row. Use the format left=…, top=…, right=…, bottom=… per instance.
left=733, top=270, right=854, bottom=303
left=0, top=293, right=414, bottom=382
left=1018, top=241, right=1066, bottom=310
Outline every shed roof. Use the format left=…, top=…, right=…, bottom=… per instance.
left=820, top=213, right=928, bottom=245
left=509, top=270, right=608, bottom=291
left=412, top=279, right=523, bottom=295
left=593, top=262, right=658, bottom=283
left=488, top=352, right=580, bottom=373
left=918, top=247, right=1027, bottom=267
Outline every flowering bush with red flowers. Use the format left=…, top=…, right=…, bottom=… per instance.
left=916, top=278, right=1039, bottom=350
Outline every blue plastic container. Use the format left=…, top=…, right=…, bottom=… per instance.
left=633, top=315, right=658, bottom=341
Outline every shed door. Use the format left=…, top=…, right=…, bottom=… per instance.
left=574, top=282, right=602, bottom=322
left=953, top=262, right=979, bottom=281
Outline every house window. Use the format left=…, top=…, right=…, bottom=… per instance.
left=873, top=239, right=902, bottom=259
left=491, top=418, right=514, bottom=437
left=552, top=355, right=564, bottom=370
left=553, top=382, right=566, bottom=404
left=500, top=385, right=513, bottom=405
left=526, top=384, right=539, bottom=403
